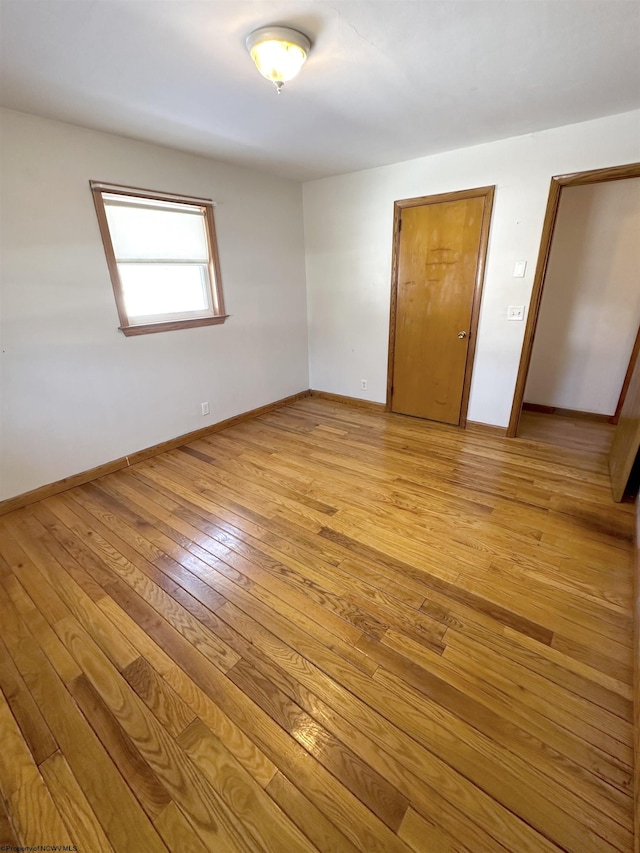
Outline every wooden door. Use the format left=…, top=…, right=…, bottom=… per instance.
left=390, top=193, right=489, bottom=424
left=610, top=340, right=640, bottom=501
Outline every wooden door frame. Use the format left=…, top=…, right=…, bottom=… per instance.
left=386, top=185, right=495, bottom=427
left=507, top=162, right=640, bottom=438
left=612, top=324, right=640, bottom=425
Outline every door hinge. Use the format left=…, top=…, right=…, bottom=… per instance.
left=398, top=218, right=402, bottom=232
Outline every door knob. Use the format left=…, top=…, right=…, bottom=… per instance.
left=457, top=331, right=467, bottom=339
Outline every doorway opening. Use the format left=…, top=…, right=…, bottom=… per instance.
left=508, top=163, right=640, bottom=459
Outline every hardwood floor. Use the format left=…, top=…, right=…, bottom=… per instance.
left=518, top=409, right=616, bottom=455
left=0, top=397, right=635, bottom=852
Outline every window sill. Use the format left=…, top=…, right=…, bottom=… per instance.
left=119, top=315, right=229, bottom=336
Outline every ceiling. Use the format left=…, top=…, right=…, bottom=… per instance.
left=1, top=1, right=639, bottom=182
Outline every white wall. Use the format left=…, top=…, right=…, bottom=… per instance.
left=525, top=179, right=640, bottom=415
left=303, top=110, right=640, bottom=427
left=0, top=109, right=309, bottom=501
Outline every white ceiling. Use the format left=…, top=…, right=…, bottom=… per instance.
left=1, top=1, right=639, bottom=181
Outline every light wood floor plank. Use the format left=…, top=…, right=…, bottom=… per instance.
left=0, top=400, right=633, bottom=852
left=39, top=751, right=114, bottom=853
left=0, top=582, right=166, bottom=851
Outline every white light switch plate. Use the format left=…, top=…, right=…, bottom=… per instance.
left=513, top=260, right=527, bottom=278
left=507, top=305, right=525, bottom=321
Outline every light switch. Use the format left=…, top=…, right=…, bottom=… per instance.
left=513, top=260, right=527, bottom=278
left=507, top=305, right=525, bottom=321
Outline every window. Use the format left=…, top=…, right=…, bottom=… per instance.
left=91, top=182, right=227, bottom=336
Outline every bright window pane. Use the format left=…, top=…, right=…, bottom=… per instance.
left=119, top=264, right=211, bottom=318
left=105, top=201, right=209, bottom=261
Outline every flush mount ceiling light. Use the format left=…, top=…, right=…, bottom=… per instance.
left=246, top=26, right=311, bottom=94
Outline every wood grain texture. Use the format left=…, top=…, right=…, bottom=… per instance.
left=57, top=616, right=263, bottom=852
left=0, top=389, right=311, bottom=517
left=7, top=773, right=72, bottom=849
left=614, top=326, right=640, bottom=425
left=519, top=411, right=617, bottom=457
left=392, top=195, right=484, bottom=424
left=0, top=795, right=18, bottom=847
left=611, top=341, right=640, bottom=501
left=0, top=633, right=57, bottom=765
left=0, top=685, right=40, bottom=801
left=0, top=397, right=634, bottom=852
left=398, top=806, right=467, bottom=853
left=178, top=717, right=319, bottom=853
left=387, top=185, right=494, bottom=426
left=40, top=752, right=114, bottom=853
left=266, top=770, right=362, bottom=853
left=153, top=801, right=209, bottom=853
left=122, top=655, right=196, bottom=738
left=67, top=671, right=173, bottom=821
left=0, top=587, right=166, bottom=851
left=309, top=389, right=386, bottom=411
left=635, top=494, right=640, bottom=853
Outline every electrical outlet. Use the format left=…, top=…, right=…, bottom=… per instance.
left=507, top=305, right=525, bottom=321
left=201, top=402, right=210, bottom=416
left=361, top=379, right=368, bottom=390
